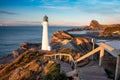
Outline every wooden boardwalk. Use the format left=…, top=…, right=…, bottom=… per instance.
left=60, top=61, right=72, bottom=73
left=54, top=60, right=72, bottom=73
left=78, top=61, right=112, bottom=80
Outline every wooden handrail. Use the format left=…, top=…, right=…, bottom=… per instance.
left=100, top=42, right=114, bottom=51
left=44, top=53, right=74, bottom=61
left=100, top=43, right=119, bottom=57
left=44, top=53, right=78, bottom=79
left=75, top=42, right=117, bottom=63
left=75, top=47, right=101, bottom=62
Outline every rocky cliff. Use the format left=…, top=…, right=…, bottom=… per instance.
left=89, top=20, right=100, bottom=29
left=50, top=31, right=92, bottom=54
left=50, top=31, right=73, bottom=43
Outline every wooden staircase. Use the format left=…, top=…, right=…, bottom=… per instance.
left=44, top=42, right=120, bottom=80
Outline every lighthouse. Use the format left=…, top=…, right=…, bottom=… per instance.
left=41, top=15, right=50, bottom=51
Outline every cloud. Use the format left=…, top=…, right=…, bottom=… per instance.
left=80, top=0, right=120, bottom=5
left=0, top=10, right=18, bottom=15
left=0, top=21, right=41, bottom=26
left=38, top=0, right=70, bottom=6
left=70, top=0, right=120, bottom=16
left=39, top=5, right=75, bottom=10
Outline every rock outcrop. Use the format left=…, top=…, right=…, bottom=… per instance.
left=11, top=42, right=41, bottom=57
left=0, top=43, right=41, bottom=65
left=61, top=40, right=81, bottom=52
left=50, top=31, right=73, bottom=43
left=9, top=60, right=42, bottom=80
left=89, top=20, right=100, bottom=29
left=50, top=31, right=92, bottom=54
left=88, top=20, right=120, bottom=30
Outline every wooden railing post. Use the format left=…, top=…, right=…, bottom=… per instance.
left=60, top=53, right=62, bottom=60
left=44, top=56, right=46, bottom=60
left=99, top=46, right=104, bottom=66
left=115, top=55, right=120, bottom=80
left=69, top=55, right=71, bottom=62
left=54, top=55, right=56, bottom=60
left=50, top=56, right=52, bottom=60
left=91, top=38, right=94, bottom=60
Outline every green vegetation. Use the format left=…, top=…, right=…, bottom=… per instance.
left=44, top=62, right=66, bottom=80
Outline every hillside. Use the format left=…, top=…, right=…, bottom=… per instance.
left=0, top=50, right=67, bottom=80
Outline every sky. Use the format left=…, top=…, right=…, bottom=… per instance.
left=0, top=0, right=120, bottom=26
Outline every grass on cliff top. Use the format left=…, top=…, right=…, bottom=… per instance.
left=0, top=49, right=67, bottom=80
left=0, top=50, right=43, bottom=78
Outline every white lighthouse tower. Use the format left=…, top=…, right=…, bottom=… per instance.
left=41, top=15, right=50, bottom=51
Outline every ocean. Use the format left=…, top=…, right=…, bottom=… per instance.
left=0, top=26, right=75, bottom=57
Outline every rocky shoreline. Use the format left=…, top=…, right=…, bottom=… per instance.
left=0, top=42, right=41, bottom=64
left=67, top=20, right=120, bottom=38
left=72, top=31, right=120, bottom=40
left=0, top=30, right=92, bottom=64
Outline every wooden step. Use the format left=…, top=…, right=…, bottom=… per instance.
left=78, top=65, right=112, bottom=80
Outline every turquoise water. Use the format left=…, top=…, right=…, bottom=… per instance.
left=0, top=26, right=74, bottom=56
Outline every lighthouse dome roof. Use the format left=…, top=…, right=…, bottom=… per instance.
left=43, top=15, right=48, bottom=22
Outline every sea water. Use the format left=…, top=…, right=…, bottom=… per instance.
left=0, top=26, right=74, bottom=56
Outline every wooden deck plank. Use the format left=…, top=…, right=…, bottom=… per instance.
left=53, top=60, right=73, bottom=73
left=78, top=61, right=112, bottom=80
